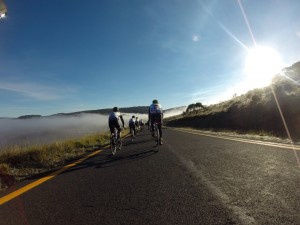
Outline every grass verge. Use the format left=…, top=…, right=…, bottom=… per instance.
left=0, top=129, right=129, bottom=190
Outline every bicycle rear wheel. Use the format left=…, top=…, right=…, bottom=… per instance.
left=117, top=138, right=122, bottom=150
left=110, top=136, right=117, bottom=155
left=130, top=128, right=135, bottom=142
left=154, top=124, right=160, bottom=149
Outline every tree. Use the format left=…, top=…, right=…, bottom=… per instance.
left=186, top=102, right=205, bottom=112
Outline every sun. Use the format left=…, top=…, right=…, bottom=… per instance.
left=245, top=46, right=284, bottom=88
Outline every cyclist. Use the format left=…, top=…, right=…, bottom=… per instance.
left=149, top=99, right=163, bottom=145
left=108, top=107, right=125, bottom=139
left=129, top=115, right=136, bottom=136
left=139, top=119, right=145, bottom=131
left=135, top=117, right=140, bottom=130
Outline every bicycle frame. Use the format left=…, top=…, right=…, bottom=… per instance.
left=110, top=128, right=122, bottom=155
left=130, top=127, right=135, bottom=142
left=153, top=122, right=160, bottom=147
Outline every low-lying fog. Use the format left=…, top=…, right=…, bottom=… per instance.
left=0, top=108, right=185, bottom=150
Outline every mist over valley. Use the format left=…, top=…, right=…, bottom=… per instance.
left=0, top=106, right=186, bottom=150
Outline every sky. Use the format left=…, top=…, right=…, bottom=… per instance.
left=1, top=0, right=300, bottom=117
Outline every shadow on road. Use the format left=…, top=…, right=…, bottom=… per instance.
left=60, top=146, right=158, bottom=175
left=25, top=134, right=159, bottom=181
left=95, top=147, right=158, bottom=168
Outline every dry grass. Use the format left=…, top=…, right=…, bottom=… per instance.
left=166, top=74, right=300, bottom=140
left=0, top=131, right=114, bottom=181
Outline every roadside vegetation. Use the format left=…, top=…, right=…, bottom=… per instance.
left=0, top=129, right=129, bottom=189
left=166, top=61, right=300, bottom=142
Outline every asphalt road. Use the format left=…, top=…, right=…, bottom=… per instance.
left=0, top=128, right=300, bottom=225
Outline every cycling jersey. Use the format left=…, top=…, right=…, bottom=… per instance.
left=129, top=118, right=135, bottom=126
left=139, top=120, right=144, bottom=125
left=108, top=111, right=124, bottom=135
left=108, top=111, right=121, bottom=122
left=135, top=120, right=139, bottom=126
left=149, top=103, right=163, bottom=114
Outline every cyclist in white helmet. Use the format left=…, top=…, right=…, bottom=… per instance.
left=108, top=107, right=125, bottom=139
left=139, top=119, right=145, bottom=131
left=135, top=116, right=140, bottom=130
left=148, top=99, right=163, bottom=145
left=129, top=115, right=137, bottom=136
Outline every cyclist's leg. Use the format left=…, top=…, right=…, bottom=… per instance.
left=159, top=114, right=163, bottom=138
left=158, top=114, right=163, bottom=144
left=129, top=124, right=134, bottom=134
left=157, top=123, right=162, bottom=138
left=109, top=124, right=115, bottom=138
left=150, top=115, right=155, bottom=136
left=117, top=127, right=121, bottom=139
left=134, top=125, right=136, bottom=135
left=113, top=118, right=121, bottom=139
left=109, top=124, right=116, bottom=151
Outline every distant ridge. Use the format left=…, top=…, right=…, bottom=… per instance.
left=17, top=106, right=150, bottom=119
left=17, top=106, right=187, bottom=119
left=18, top=115, right=42, bottom=119
left=49, top=106, right=150, bottom=117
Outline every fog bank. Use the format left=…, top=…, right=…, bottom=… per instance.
left=164, top=106, right=187, bottom=118
left=0, top=109, right=184, bottom=150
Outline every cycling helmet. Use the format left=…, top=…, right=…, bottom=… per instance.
left=113, top=107, right=119, bottom=112
left=152, top=99, right=159, bottom=104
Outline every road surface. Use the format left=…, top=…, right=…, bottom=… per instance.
left=1, top=128, right=300, bottom=225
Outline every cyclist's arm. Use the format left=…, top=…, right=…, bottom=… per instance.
left=120, top=115, right=125, bottom=127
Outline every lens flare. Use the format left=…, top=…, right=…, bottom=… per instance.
left=245, top=46, right=284, bottom=88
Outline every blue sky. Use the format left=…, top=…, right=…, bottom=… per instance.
left=1, top=0, right=300, bottom=117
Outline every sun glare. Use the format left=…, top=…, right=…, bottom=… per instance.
left=245, top=46, right=284, bottom=88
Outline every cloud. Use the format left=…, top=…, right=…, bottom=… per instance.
left=296, top=30, right=300, bottom=38
left=0, top=81, right=76, bottom=101
left=192, top=35, right=200, bottom=42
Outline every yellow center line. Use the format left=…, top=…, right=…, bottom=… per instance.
left=170, top=127, right=300, bottom=151
left=0, top=149, right=102, bottom=206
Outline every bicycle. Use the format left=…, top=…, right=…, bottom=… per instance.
left=140, top=124, right=144, bottom=132
left=110, top=128, right=122, bottom=155
left=130, top=127, right=135, bottom=143
left=153, top=122, right=160, bottom=148
left=135, top=125, right=140, bottom=136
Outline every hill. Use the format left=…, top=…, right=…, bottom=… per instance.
left=17, top=105, right=187, bottom=119
left=50, top=106, right=150, bottom=117
left=165, top=61, right=300, bottom=141
left=17, top=106, right=150, bottom=119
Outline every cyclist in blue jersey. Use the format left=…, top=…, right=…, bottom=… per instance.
left=108, top=107, right=125, bottom=139
left=129, top=115, right=136, bottom=136
left=135, top=117, right=140, bottom=130
left=139, top=119, right=145, bottom=131
left=149, top=99, right=163, bottom=145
